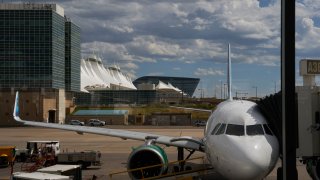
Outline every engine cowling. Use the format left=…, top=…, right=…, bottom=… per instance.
left=127, top=144, right=168, bottom=179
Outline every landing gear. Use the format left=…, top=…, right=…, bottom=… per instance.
left=175, top=147, right=195, bottom=172
left=178, top=147, right=184, bottom=171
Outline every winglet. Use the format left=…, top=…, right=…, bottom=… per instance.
left=13, top=91, right=23, bottom=122
left=227, top=43, right=233, bottom=101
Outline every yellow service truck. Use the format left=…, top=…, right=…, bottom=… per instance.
left=0, top=146, right=16, bottom=168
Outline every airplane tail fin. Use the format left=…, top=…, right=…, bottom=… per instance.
left=227, top=43, right=233, bottom=101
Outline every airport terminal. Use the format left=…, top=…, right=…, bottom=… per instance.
left=0, top=3, right=200, bottom=126
left=1, top=2, right=320, bottom=180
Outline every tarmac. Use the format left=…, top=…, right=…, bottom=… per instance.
left=0, top=126, right=312, bottom=180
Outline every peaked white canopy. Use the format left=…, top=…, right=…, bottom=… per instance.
left=80, top=56, right=137, bottom=92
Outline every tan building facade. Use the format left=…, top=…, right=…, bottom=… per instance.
left=0, top=88, right=74, bottom=126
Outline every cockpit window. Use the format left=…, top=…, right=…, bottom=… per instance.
left=211, top=123, right=221, bottom=135
left=246, top=124, right=264, bottom=136
left=263, top=124, right=273, bottom=136
left=215, top=123, right=226, bottom=135
left=226, top=124, right=244, bottom=136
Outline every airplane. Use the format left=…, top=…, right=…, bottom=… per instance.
left=12, top=44, right=279, bottom=180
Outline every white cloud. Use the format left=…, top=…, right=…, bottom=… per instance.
left=129, top=36, right=182, bottom=57
left=173, top=67, right=181, bottom=71
left=121, top=62, right=139, bottom=70
left=57, top=0, right=286, bottom=68
left=234, top=53, right=279, bottom=66
left=6, top=0, right=320, bottom=97
left=296, top=17, right=320, bottom=52
left=297, top=0, right=320, bottom=17
left=105, top=24, right=134, bottom=33
left=295, top=1, right=320, bottom=57
left=194, top=68, right=225, bottom=76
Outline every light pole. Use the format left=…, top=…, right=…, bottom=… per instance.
left=214, top=85, right=217, bottom=98
left=224, top=83, right=227, bottom=99
left=220, top=80, right=223, bottom=99
left=252, top=86, right=258, bottom=100
left=198, top=88, right=203, bottom=99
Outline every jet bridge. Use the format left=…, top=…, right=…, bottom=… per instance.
left=296, top=86, right=320, bottom=157
left=296, top=59, right=320, bottom=179
left=258, top=59, right=320, bottom=179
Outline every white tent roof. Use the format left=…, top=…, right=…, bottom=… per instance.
left=155, top=81, right=184, bottom=94
left=80, top=55, right=137, bottom=92
left=156, top=81, right=177, bottom=91
left=167, top=82, right=182, bottom=92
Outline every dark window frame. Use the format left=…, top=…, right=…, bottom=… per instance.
left=215, top=123, right=226, bottom=135
left=226, top=124, right=244, bottom=136
left=211, top=123, right=221, bottom=135
left=246, top=124, right=265, bottom=136
left=263, top=124, right=274, bottom=136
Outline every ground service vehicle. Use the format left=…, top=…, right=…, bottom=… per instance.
left=15, top=141, right=100, bottom=169
left=0, top=146, right=15, bottom=168
left=15, top=141, right=60, bottom=162
left=57, top=150, right=101, bottom=168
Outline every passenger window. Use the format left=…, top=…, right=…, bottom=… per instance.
left=215, top=123, right=226, bottom=135
left=263, top=124, right=273, bottom=136
left=246, top=124, right=264, bottom=136
left=226, top=124, right=244, bottom=136
left=211, top=123, right=221, bottom=135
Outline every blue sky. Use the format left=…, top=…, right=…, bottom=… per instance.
left=6, top=0, right=320, bottom=98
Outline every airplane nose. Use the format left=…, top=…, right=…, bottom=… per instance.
left=241, top=137, right=279, bottom=179
left=245, top=148, right=272, bottom=178
left=222, top=136, right=279, bottom=180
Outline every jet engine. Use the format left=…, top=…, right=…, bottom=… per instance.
left=127, top=144, right=168, bottom=179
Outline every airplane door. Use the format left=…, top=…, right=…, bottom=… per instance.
left=48, top=110, right=56, bottom=123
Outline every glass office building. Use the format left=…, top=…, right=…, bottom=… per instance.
left=65, top=20, right=80, bottom=92
left=0, top=4, right=81, bottom=126
left=0, top=4, right=74, bottom=89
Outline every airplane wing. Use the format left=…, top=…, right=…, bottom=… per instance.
left=13, top=92, right=204, bottom=152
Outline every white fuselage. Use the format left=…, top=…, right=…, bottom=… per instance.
left=203, top=100, right=279, bottom=180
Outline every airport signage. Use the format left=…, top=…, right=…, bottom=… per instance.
left=300, top=59, right=320, bottom=75
left=307, top=60, right=320, bottom=74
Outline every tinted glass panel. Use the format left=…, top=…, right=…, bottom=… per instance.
left=226, top=124, right=244, bottom=136
left=263, top=124, right=273, bottom=136
left=211, top=123, right=221, bottom=135
left=215, top=123, right=226, bottom=135
left=246, top=125, right=264, bottom=136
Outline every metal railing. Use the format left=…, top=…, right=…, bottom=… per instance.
left=109, top=156, right=212, bottom=180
